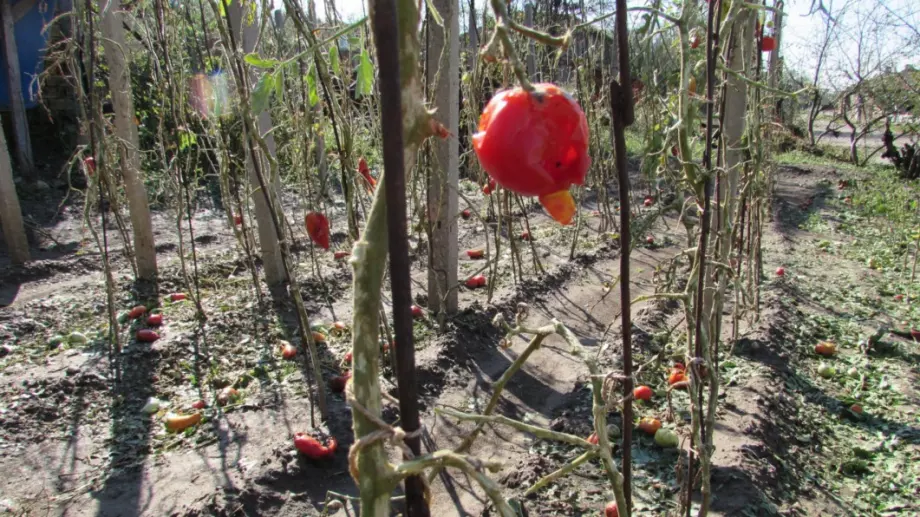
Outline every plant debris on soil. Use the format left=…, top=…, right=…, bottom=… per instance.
left=1, top=158, right=918, bottom=517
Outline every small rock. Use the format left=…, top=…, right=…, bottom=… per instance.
left=34, top=180, right=50, bottom=191
left=65, top=366, right=80, bottom=376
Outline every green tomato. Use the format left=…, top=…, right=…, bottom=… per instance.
left=817, top=363, right=836, bottom=379
left=654, top=428, right=679, bottom=448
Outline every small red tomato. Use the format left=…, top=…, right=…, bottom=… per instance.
left=814, top=341, right=837, bottom=356
left=911, top=329, right=920, bottom=341
left=605, top=501, right=619, bottom=517
left=312, top=331, right=327, bottom=344
left=775, top=267, right=785, bottom=277
left=344, top=351, right=353, bottom=363
left=461, top=209, right=472, bottom=219
left=587, top=432, right=599, bottom=445
left=644, top=196, right=654, bottom=207
left=761, top=35, right=776, bottom=52
left=690, top=34, right=701, bottom=49
left=633, top=385, right=653, bottom=401
left=146, top=314, right=163, bottom=326
left=169, top=293, right=187, bottom=302
left=850, top=403, right=863, bottom=414
left=893, top=294, right=903, bottom=301
left=646, top=235, right=655, bottom=244
left=281, top=342, right=298, bottom=360
left=520, top=231, right=532, bottom=241
left=334, top=250, right=350, bottom=260
left=305, top=212, right=331, bottom=250
left=234, top=215, right=243, bottom=225
left=465, top=274, right=487, bottom=289
left=128, top=305, right=147, bottom=319
left=466, top=249, right=484, bottom=259
left=382, top=341, right=393, bottom=353
left=330, top=371, right=351, bottom=393
left=136, top=329, right=159, bottom=342
left=83, top=156, right=96, bottom=175
left=411, top=305, right=424, bottom=318
left=294, top=433, right=338, bottom=460
left=192, top=400, right=207, bottom=410
left=482, top=178, right=496, bottom=195
left=673, top=362, right=686, bottom=371
left=473, top=84, right=590, bottom=225
left=671, top=145, right=679, bottom=157
left=333, top=321, right=347, bottom=331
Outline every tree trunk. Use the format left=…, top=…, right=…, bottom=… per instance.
left=0, top=0, right=34, bottom=177
left=227, top=0, right=285, bottom=286
left=100, top=0, right=158, bottom=280
left=0, top=114, right=28, bottom=265
left=426, top=0, right=460, bottom=314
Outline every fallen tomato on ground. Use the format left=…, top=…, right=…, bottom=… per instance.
left=344, top=351, right=353, bottom=363
left=814, top=341, right=837, bottom=357
left=411, top=305, right=424, bottom=318
left=281, top=341, right=298, bottom=360
left=330, top=371, right=351, bottom=393
left=461, top=209, right=472, bottom=219
left=473, top=83, right=590, bottom=225
left=775, top=266, right=785, bottom=277
left=312, top=331, right=327, bottom=344
left=605, top=501, right=619, bottom=517
left=165, top=412, right=201, bottom=432
left=633, top=385, right=653, bottom=401
left=520, top=231, right=532, bottom=241
left=333, top=250, right=350, bottom=260
left=305, top=212, right=331, bottom=250
left=294, top=433, right=337, bottom=460
left=136, top=329, right=159, bottom=342
left=128, top=305, right=147, bottom=319
left=192, top=400, right=207, bottom=410
left=217, top=387, right=239, bottom=406
left=146, top=314, right=163, bottom=326
left=169, top=293, right=187, bottom=302
left=638, top=417, right=662, bottom=435
left=465, top=275, right=487, bottom=288
left=466, top=249, right=484, bottom=259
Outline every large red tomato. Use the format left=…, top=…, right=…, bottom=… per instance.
left=473, top=83, right=590, bottom=225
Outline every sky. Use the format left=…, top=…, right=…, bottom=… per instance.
left=273, top=0, right=919, bottom=88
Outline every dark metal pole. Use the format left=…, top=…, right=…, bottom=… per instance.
left=370, top=0, right=429, bottom=515
left=611, top=0, right=634, bottom=513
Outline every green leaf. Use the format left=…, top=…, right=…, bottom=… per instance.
left=251, top=73, right=275, bottom=114
left=329, top=45, right=340, bottom=75
left=244, top=53, right=279, bottom=69
left=178, top=130, right=197, bottom=152
left=306, top=65, right=319, bottom=107
left=425, top=0, right=443, bottom=26
left=356, top=48, right=374, bottom=98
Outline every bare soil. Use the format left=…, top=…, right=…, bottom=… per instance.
left=0, top=162, right=917, bottom=516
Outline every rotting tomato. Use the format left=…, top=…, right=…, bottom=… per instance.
left=814, top=341, right=837, bottom=357
left=473, top=83, right=590, bottom=225
left=634, top=385, right=653, bottom=401
left=305, top=212, right=331, bottom=250
left=294, top=433, right=337, bottom=460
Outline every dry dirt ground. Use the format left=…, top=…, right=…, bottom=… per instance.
left=0, top=163, right=917, bottom=516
